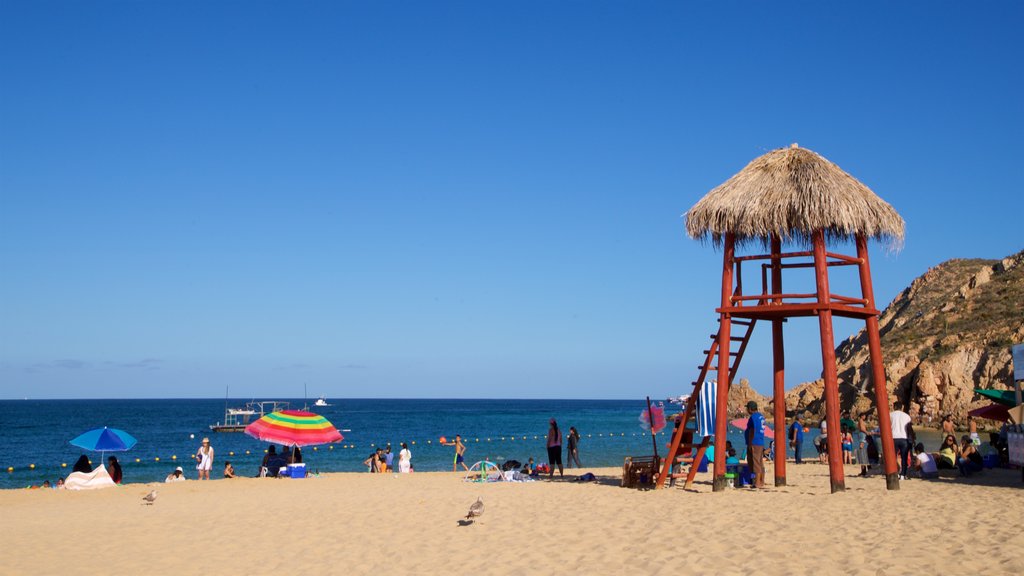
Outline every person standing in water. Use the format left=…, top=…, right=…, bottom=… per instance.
left=196, top=437, right=214, bottom=481
left=546, top=419, right=563, bottom=478
left=442, top=435, right=470, bottom=472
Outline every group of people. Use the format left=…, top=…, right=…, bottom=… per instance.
left=738, top=400, right=996, bottom=488
left=542, top=420, right=583, bottom=478
left=426, top=420, right=584, bottom=480
left=363, top=443, right=412, bottom=473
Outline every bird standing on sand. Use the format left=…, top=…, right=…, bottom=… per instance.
left=142, top=490, right=158, bottom=505
left=465, top=497, right=484, bottom=522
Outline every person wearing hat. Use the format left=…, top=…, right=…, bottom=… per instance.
left=788, top=412, right=805, bottom=464
left=196, top=437, right=214, bottom=480
left=744, top=401, right=766, bottom=489
left=165, top=466, right=186, bottom=483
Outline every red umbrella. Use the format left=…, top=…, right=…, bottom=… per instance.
left=244, top=410, right=344, bottom=447
left=729, top=418, right=775, bottom=439
left=968, top=403, right=1011, bottom=422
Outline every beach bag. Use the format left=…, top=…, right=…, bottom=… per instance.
left=502, top=460, right=521, bottom=471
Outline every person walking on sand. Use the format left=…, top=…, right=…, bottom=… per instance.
left=196, top=437, right=214, bottom=480
left=442, top=435, right=470, bottom=472
left=890, top=401, right=913, bottom=480
left=744, top=401, right=766, bottom=489
left=398, top=442, right=412, bottom=473
left=546, top=418, right=564, bottom=478
left=789, top=413, right=804, bottom=464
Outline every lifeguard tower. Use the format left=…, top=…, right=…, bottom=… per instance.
left=656, top=144, right=905, bottom=493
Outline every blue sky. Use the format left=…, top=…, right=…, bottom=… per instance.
left=1, top=2, right=1021, bottom=399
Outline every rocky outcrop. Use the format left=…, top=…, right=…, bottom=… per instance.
left=727, top=378, right=769, bottom=416
left=782, top=250, right=1024, bottom=425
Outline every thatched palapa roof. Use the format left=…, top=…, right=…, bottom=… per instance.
left=686, top=144, right=905, bottom=248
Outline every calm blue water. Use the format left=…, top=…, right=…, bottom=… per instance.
left=2, top=398, right=761, bottom=489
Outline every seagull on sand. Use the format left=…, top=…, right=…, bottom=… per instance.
left=465, top=497, right=484, bottom=522
left=142, top=490, right=158, bottom=505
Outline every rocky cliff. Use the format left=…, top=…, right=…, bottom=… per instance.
left=783, top=249, right=1024, bottom=425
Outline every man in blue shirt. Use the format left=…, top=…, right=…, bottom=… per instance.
left=789, top=413, right=805, bottom=464
left=744, top=401, right=766, bottom=489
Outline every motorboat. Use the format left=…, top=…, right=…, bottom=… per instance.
left=313, top=396, right=331, bottom=407
left=667, top=394, right=691, bottom=406
left=210, top=400, right=290, bottom=432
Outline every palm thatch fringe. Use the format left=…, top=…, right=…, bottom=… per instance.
left=685, top=145, right=905, bottom=250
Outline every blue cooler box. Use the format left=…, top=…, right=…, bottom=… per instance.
left=287, top=463, right=306, bottom=478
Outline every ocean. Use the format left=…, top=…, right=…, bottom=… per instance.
left=0, top=398, right=768, bottom=489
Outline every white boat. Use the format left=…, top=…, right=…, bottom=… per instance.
left=313, top=396, right=331, bottom=407
left=667, top=394, right=691, bottom=406
left=210, top=400, right=290, bottom=432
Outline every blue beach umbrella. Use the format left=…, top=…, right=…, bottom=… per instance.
left=70, top=427, right=138, bottom=463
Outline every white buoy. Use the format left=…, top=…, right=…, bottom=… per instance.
left=190, top=434, right=195, bottom=439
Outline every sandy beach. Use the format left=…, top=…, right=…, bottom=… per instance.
left=3, top=462, right=1020, bottom=576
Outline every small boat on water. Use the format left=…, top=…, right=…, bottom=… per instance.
left=667, top=394, right=690, bottom=406
left=313, top=396, right=331, bottom=407
left=210, top=400, right=291, bottom=432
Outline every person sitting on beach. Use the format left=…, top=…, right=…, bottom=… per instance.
left=363, top=448, right=382, bottom=473
left=260, top=445, right=277, bottom=476
left=72, top=455, right=92, bottom=474
left=106, top=455, right=123, bottom=484
left=957, top=435, right=984, bottom=476
left=55, top=478, right=64, bottom=489
left=522, top=457, right=535, bottom=476
left=263, top=449, right=288, bottom=477
left=933, top=434, right=959, bottom=469
left=165, top=466, right=186, bottom=482
left=280, top=445, right=292, bottom=464
left=292, top=446, right=302, bottom=464
left=913, top=443, right=939, bottom=479
left=224, top=461, right=236, bottom=478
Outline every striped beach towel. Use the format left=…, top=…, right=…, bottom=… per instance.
left=697, top=380, right=717, bottom=438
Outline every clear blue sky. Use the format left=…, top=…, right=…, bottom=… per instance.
left=1, top=2, right=1021, bottom=399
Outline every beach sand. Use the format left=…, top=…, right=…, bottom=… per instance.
left=2, top=463, right=1020, bottom=575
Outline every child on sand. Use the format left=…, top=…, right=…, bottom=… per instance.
left=442, top=435, right=470, bottom=472
left=841, top=426, right=853, bottom=464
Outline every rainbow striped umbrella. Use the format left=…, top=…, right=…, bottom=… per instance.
left=244, top=410, right=344, bottom=447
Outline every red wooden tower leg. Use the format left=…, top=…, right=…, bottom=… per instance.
left=771, top=236, right=786, bottom=486
left=812, top=231, right=846, bottom=493
left=712, top=233, right=735, bottom=492
left=856, top=235, right=900, bottom=489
